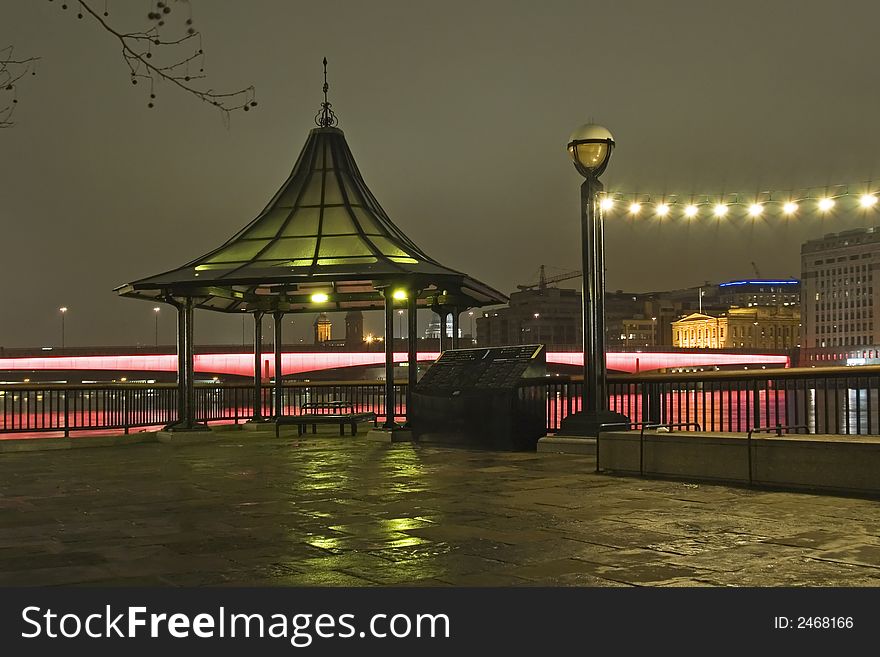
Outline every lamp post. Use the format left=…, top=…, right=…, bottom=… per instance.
left=398, top=309, right=405, bottom=341
left=468, top=311, right=475, bottom=344
left=651, top=316, right=657, bottom=347
left=59, top=307, right=68, bottom=349
left=154, top=307, right=161, bottom=347
left=558, top=123, right=628, bottom=436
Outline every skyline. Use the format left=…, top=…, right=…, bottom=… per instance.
left=3, top=0, right=880, bottom=347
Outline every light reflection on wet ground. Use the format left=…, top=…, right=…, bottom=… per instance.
left=0, top=431, right=879, bottom=587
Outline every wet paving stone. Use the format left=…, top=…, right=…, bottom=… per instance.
left=1, top=432, right=879, bottom=586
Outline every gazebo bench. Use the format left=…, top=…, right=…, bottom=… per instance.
left=275, top=401, right=377, bottom=437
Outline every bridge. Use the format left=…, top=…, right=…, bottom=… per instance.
left=0, top=350, right=790, bottom=377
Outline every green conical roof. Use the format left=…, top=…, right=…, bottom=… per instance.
left=116, top=125, right=507, bottom=313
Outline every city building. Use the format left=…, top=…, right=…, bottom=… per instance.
left=802, top=228, right=879, bottom=352
left=717, top=279, right=800, bottom=308
left=620, top=317, right=658, bottom=348
left=476, top=274, right=802, bottom=350
left=344, top=310, right=364, bottom=348
left=609, top=284, right=734, bottom=348
left=424, top=315, right=462, bottom=340
left=476, top=286, right=581, bottom=348
left=672, top=306, right=800, bottom=349
left=313, top=313, right=332, bottom=344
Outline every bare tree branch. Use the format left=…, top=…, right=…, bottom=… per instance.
left=4, top=1, right=257, bottom=128
left=0, top=46, right=39, bottom=128
left=73, top=1, right=257, bottom=120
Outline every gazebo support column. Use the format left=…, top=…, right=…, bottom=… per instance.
left=174, top=299, right=186, bottom=425
left=437, top=309, right=449, bottom=352
left=273, top=311, right=284, bottom=419
left=451, top=307, right=460, bottom=349
left=406, top=292, right=418, bottom=426
left=253, top=311, right=264, bottom=421
left=383, top=288, right=396, bottom=429
left=185, top=297, right=196, bottom=425
left=164, top=296, right=207, bottom=432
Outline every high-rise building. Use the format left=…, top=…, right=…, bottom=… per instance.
left=801, top=228, right=879, bottom=351
left=717, top=280, right=800, bottom=308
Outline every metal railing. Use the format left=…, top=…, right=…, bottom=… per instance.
left=3, top=365, right=880, bottom=438
left=534, top=365, right=880, bottom=436
left=638, top=422, right=702, bottom=476
left=745, top=424, right=811, bottom=485
left=0, top=381, right=407, bottom=436
left=593, top=420, right=704, bottom=476
left=595, top=420, right=651, bottom=474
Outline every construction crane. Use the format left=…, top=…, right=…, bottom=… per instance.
left=517, top=265, right=582, bottom=293
left=751, top=261, right=762, bottom=278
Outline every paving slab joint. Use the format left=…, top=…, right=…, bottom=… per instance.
left=537, top=435, right=597, bottom=455
left=156, top=429, right=227, bottom=445
left=366, top=428, right=413, bottom=443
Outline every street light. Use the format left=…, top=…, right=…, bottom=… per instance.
left=468, top=311, right=475, bottom=344
left=153, top=307, right=160, bottom=348
left=651, top=316, right=657, bottom=347
left=398, top=309, right=405, bottom=340
left=558, top=122, right=628, bottom=436
left=59, top=307, right=68, bottom=349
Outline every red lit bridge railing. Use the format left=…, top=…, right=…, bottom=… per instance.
left=1, top=366, right=879, bottom=438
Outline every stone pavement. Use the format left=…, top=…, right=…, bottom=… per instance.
left=0, top=430, right=878, bottom=587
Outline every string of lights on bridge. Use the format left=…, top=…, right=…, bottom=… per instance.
left=597, top=183, right=880, bottom=219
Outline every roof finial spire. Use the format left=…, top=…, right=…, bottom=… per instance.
left=315, top=57, right=339, bottom=128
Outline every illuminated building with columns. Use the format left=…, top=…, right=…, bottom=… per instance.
left=313, top=313, right=332, bottom=344
left=673, top=306, right=800, bottom=350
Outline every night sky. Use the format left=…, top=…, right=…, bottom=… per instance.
left=2, top=0, right=880, bottom=348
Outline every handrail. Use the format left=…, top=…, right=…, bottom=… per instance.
left=594, top=420, right=703, bottom=476
left=608, top=365, right=876, bottom=383
left=5, top=363, right=876, bottom=394
left=639, top=422, right=703, bottom=476
left=596, top=420, right=655, bottom=474
left=514, top=365, right=878, bottom=388
left=746, top=424, right=811, bottom=485
left=0, top=379, right=411, bottom=392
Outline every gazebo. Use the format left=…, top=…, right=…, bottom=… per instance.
left=115, top=74, right=507, bottom=432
